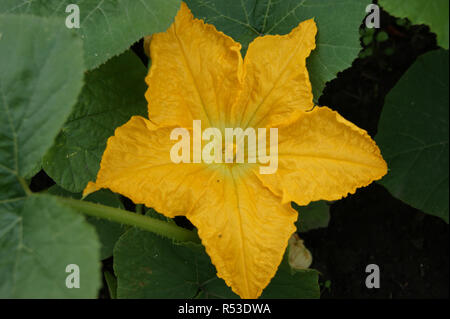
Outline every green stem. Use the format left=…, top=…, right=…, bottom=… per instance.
left=135, top=204, right=144, bottom=215
left=58, top=197, right=200, bottom=243
left=18, top=177, right=32, bottom=195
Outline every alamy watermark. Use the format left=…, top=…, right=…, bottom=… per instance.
left=65, top=4, right=80, bottom=29
left=65, top=264, right=80, bottom=288
left=64, top=4, right=381, bottom=30
left=365, top=264, right=380, bottom=289
left=365, top=4, right=380, bottom=29
left=169, top=120, right=279, bottom=174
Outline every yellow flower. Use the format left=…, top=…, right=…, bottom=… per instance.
left=84, top=2, right=387, bottom=298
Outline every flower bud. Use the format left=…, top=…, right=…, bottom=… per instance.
left=288, top=233, right=313, bottom=270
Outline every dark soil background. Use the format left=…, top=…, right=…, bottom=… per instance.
left=30, top=5, right=449, bottom=299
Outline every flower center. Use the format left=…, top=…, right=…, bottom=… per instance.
left=223, top=141, right=237, bottom=163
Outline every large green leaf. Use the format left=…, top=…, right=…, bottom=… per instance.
left=114, top=228, right=235, bottom=299
left=376, top=49, right=449, bottom=223
left=0, top=0, right=181, bottom=69
left=0, top=15, right=101, bottom=298
left=0, top=194, right=101, bottom=298
left=186, top=0, right=369, bottom=99
left=0, top=14, right=84, bottom=181
left=47, top=185, right=125, bottom=260
left=43, top=50, right=147, bottom=193
left=379, top=0, right=449, bottom=49
left=114, top=227, right=319, bottom=298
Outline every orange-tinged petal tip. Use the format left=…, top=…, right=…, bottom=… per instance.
left=143, top=35, right=152, bottom=57
left=82, top=181, right=101, bottom=198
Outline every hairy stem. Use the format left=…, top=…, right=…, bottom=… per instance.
left=58, top=197, right=200, bottom=243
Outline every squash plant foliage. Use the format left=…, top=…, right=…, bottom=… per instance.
left=0, top=0, right=448, bottom=298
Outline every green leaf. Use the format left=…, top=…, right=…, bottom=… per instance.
left=0, top=14, right=84, bottom=180
left=0, top=14, right=100, bottom=298
left=0, top=0, right=181, bottom=69
left=0, top=172, right=25, bottom=202
left=114, top=228, right=234, bottom=298
left=293, top=201, right=330, bottom=232
left=261, top=259, right=319, bottom=298
left=43, top=50, right=147, bottom=193
left=379, top=0, right=449, bottom=49
left=114, top=227, right=319, bottom=298
left=0, top=194, right=101, bottom=298
left=104, top=271, right=118, bottom=299
left=47, top=185, right=126, bottom=260
left=376, top=31, right=389, bottom=43
left=376, top=49, right=449, bottom=223
left=186, top=0, right=369, bottom=99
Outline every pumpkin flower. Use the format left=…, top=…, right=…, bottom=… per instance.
left=84, top=2, right=387, bottom=298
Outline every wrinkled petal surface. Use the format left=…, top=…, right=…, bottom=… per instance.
left=187, top=165, right=297, bottom=299
left=145, top=2, right=243, bottom=130
left=92, top=116, right=215, bottom=218
left=89, top=115, right=297, bottom=299
left=231, top=19, right=317, bottom=129
left=255, top=107, right=388, bottom=205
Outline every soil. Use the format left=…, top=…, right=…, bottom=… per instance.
left=30, top=6, right=449, bottom=299
left=305, top=183, right=448, bottom=298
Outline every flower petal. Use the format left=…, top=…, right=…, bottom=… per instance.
left=187, top=165, right=297, bottom=299
left=82, top=181, right=101, bottom=198
left=232, top=19, right=317, bottom=129
left=90, top=116, right=298, bottom=299
left=255, top=107, right=388, bottom=205
left=91, top=116, right=216, bottom=217
left=146, top=2, right=243, bottom=130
